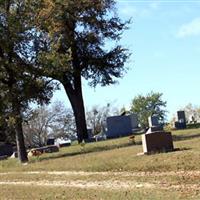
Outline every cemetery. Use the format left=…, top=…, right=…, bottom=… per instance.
left=1, top=127, right=200, bottom=199
left=1, top=0, right=200, bottom=199
left=1, top=109, right=200, bottom=200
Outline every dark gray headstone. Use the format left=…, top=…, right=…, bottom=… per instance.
left=142, top=131, right=174, bottom=153
left=146, top=115, right=163, bottom=133
left=175, top=111, right=186, bottom=129
left=47, top=138, right=55, bottom=145
left=142, top=116, right=174, bottom=154
left=106, top=114, right=138, bottom=138
left=148, top=115, right=159, bottom=127
left=0, top=143, right=13, bottom=157
left=85, top=128, right=95, bottom=143
left=177, top=111, right=186, bottom=122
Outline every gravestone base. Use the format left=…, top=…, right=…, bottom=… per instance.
left=146, top=126, right=163, bottom=134
left=142, top=131, right=174, bottom=154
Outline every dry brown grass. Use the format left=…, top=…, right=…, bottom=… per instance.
left=1, top=128, right=200, bottom=199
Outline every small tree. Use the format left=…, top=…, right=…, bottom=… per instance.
left=130, top=92, right=167, bottom=130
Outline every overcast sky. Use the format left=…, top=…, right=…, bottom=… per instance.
left=53, top=0, right=200, bottom=119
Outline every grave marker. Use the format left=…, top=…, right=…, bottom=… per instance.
left=142, top=115, right=174, bottom=154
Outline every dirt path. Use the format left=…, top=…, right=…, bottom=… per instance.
left=0, top=180, right=155, bottom=190
left=0, top=179, right=199, bottom=191
left=1, top=171, right=200, bottom=191
left=1, top=170, right=200, bottom=177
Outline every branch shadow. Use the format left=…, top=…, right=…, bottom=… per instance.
left=31, top=142, right=138, bottom=163
left=172, top=133, right=200, bottom=141
left=30, top=133, right=199, bottom=163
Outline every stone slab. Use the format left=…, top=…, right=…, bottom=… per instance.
left=0, top=143, right=13, bottom=157
left=106, top=114, right=138, bottom=138
left=148, top=116, right=159, bottom=127
left=30, top=145, right=59, bottom=153
left=177, top=111, right=186, bottom=122
left=142, top=131, right=174, bottom=153
left=146, top=126, right=163, bottom=134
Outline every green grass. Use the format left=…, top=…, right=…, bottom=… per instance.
left=1, top=128, right=200, bottom=172
left=1, top=128, right=200, bottom=199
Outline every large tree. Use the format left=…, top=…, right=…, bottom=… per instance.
left=0, top=0, right=55, bottom=162
left=130, top=92, right=167, bottom=130
left=31, top=0, right=130, bottom=143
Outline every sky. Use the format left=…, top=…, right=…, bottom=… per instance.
left=52, top=0, right=200, bottom=119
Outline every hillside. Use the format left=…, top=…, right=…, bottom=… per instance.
left=0, top=128, right=200, bottom=199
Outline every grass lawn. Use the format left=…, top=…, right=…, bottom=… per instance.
left=1, top=128, right=200, bottom=199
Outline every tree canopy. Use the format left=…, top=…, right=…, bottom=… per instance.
left=0, top=0, right=56, bottom=162
left=130, top=92, right=167, bottom=129
left=29, top=0, right=130, bottom=143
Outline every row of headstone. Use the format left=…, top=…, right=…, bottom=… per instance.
left=88, top=111, right=187, bottom=141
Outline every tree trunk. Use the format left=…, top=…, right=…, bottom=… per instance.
left=63, top=78, right=88, bottom=143
left=13, top=104, right=28, bottom=163
left=15, top=116, right=28, bottom=163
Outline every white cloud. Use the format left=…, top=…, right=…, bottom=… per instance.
left=118, top=1, right=160, bottom=18
left=177, top=18, right=200, bottom=38
left=119, top=4, right=138, bottom=18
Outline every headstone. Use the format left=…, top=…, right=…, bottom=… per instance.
left=106, top=114, right=139, bottom=139
left=28, top=145, right=59, bottom=154
left=87, top=128, right=93, bottom=139
left=148, top=115, right=159, bottom=127
left=142, top=132, right=174, bottom=153
left=175, top=111, right=186, bottom=129
left=146, top=115, right=163, bottom=133
left=142, top=115, right=174, bottom=154
left=55, top=138, right=71, bottom=147
left=177, top=111, right=186, bottom=122
left=0, top=143, right=13, bottom=157
left=47, top=138, right=55, bottom=145
left=85, top=128, right=95, bottom=143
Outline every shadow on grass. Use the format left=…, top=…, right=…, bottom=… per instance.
left=173, top=147, right=192, bottom=152
left=173, top=133, right=200, bottom=141
left=31, top=141, right=142, bottom=163
left=141, top=147, right=192, bottom=156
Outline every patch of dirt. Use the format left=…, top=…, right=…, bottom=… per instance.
left=0, top=180, right=155, bottom=190
left=1, top=170, right=200, bottom=177
left=1, top=171, right=200, bottom=191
